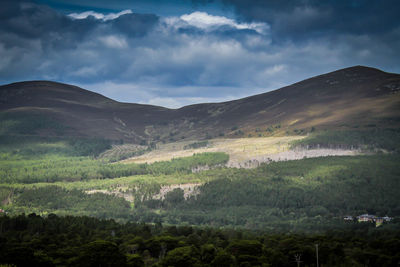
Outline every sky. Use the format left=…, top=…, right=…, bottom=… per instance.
left=1, top=0, right=399, bottom=108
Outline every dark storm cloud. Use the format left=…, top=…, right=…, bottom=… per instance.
left=1, top=0, right=399, bottom=108
left=0, top=0, right=158, bottom=44
left=111, top=13, right=159, bottom=37
left=0, top=1, right=271, bottom=89
left=0, top=0, right=159, bottom=82
left=194, top=0, right=400, bottom=40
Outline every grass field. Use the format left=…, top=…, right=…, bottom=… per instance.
left=123, top=136, right=305, bottom=165
left=122, top=136, right=363, bottom=167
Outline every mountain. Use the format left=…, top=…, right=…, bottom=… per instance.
left=1, top=66, right=399, bottom=143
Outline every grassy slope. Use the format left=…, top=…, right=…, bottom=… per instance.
left=122, top=136, right=305, bottom=165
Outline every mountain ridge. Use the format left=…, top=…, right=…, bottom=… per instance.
left=1, top=65, right=399, bottom=143
left=1, top=65, right=394, bottom=108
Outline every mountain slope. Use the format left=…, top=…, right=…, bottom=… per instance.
left=176, top=66, right=400, bottom=135
left=1, top=66, right=399, bottom=143
left=0, top=81, right=172, bottom=141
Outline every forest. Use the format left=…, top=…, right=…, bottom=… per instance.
left=133, top=155, right=400, bottom=230
left=0, top=140, right=228, bottom=183
left=0, top=214, right=399, bottom=266
left=1, top=154, right=399, bottom=232
left=0, top=130, right=400, bottom=266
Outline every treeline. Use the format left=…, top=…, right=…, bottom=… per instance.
left=292, top=128, right=400, bottom=152
left=0, top=214, right=399, bottom=266
left=0, top=152, right=229, bottom=183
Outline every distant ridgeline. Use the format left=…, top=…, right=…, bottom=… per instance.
left=0, top=66, right=399, bottom=144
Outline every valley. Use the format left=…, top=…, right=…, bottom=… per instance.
left=2, top=0, right=400, bottom=264
left=1, top=66, right=399, bottom=229
left=0, top=66, right=399, bottom=266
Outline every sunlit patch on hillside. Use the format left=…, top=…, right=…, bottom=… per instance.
left=121, top=136, right=361, bottom=168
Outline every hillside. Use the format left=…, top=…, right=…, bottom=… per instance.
left=0, top=81, right=171, bottom=142
left=1, top=66, right=400, bottom=238
left=1, top=66, right=399, bottom=143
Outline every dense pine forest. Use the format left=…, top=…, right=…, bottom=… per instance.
left=0, top=214, right=399, bottom=267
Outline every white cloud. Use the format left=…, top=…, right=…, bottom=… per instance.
left=68, top=9, right=133, bottom=21
left=176, top=11, right=269, bottom=34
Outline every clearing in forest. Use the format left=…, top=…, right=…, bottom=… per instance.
left=122, top=136, right=303, bottom=165
left=122, top=136, right=362, bottom=167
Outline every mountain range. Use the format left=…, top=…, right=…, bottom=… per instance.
left=1, top=65, right=399, bottom=143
